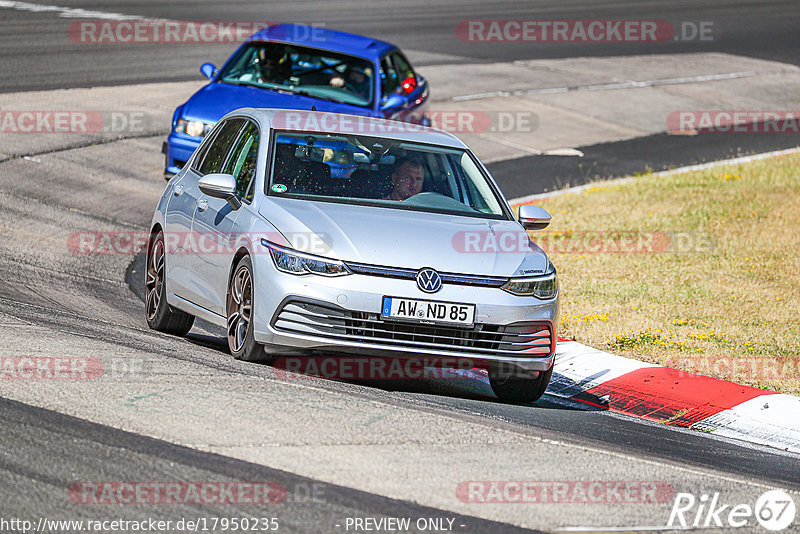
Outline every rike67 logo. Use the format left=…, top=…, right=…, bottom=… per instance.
left=668, top=490, right=796, bottom=531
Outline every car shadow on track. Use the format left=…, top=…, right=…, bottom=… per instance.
left=181, top=328, right=605, bottom=412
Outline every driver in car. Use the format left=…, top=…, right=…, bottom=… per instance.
left=382, top=157, right=425, bottom=201
left=256, top=48, right=291, bottom=84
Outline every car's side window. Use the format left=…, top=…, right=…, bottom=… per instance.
left=198, top=118, right=245, bottom=175
left=191, top=128, right=220, bottom=173
left=222, top=120, right=260, bottom=201
left=380, top=55, right=399, bottom=99
left=392, top=53, right=415, bottom=82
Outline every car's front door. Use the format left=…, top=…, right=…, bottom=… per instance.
left=163, top=128, right=220, bottom=300
left=189, top=118, right=259, bottom=316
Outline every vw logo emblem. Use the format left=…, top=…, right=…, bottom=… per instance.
left=416, top=268, right=442, bottom=293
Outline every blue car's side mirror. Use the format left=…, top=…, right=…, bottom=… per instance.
left=200, top=62, right=218, bottom=80
left=380, top=93, right=407, bottom=113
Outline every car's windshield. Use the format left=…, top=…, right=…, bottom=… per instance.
left=267, top=132, right=508, bottom=219
left=218, top=42, right=374, bottom=108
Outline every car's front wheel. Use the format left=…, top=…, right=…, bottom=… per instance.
left=227, top=256, right=268, bottom=362
left=145, top=230, right=194, bottom=335
left=489, top=363, right=553, bottom=404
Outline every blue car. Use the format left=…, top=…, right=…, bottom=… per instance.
left=163, top=23, right=430, bottom=178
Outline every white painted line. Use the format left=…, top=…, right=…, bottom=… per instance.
left=508, top=146, right=800, bottom=205
left=478, top=136, right=543, bottom=156
left=0, top=1, right=148, bottom=20
left=452, top=70, right=794, bottom=102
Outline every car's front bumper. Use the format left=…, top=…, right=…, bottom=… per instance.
left=251, top=258, right=559, bottom=373
left=164, top=133, right=201, bottom=177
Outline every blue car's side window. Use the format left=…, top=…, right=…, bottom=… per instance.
left=392, top=53, right=415, bottom=82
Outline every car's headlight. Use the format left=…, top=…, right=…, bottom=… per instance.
left=261, top=240, right=351, bottom=277
left=501, top=271, right=558, bottom=299
left=175, top=119, right=212, bottom=137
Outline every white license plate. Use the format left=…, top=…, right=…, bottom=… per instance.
left=381, top=296, right=475, bottom=327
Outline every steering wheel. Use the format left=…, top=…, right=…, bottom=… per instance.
left=402, top=192, right=476, bottom=211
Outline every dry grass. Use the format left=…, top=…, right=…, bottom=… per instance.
left=524, top=153, right=800, bottom=394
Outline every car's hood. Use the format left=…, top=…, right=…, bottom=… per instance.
left=259, top=198, right=549, bottom=277
left=181, top=82, right=372, bottom=123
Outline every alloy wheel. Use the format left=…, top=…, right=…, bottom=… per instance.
left=145, top=238, right=164, bottom=321
left=227, top=266, right=252, bottom=353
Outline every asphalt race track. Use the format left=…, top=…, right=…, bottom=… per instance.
left=2, top=0, right=799, bottom=92
left=1, top=1, right=799, bottom=532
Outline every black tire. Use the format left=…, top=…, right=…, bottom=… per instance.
left=145, top=230, right=194, bottom=336
left=227, top=255, right=268, bottom=362
left=489, top=363, right=553, bottom=404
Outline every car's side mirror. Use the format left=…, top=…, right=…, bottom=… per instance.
left=380, top=93, right=407, bottom=113
left=198, top=173, right=241, bottom=210
left=200, top=62, right=218, bottom=80
left=518, top=204, right=551, bottom=230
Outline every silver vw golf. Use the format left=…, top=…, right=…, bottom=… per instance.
left=146, top=109, right=559, bottom=403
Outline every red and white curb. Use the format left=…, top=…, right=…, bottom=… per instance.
left=551, top=340, right=800, bottom=453
left=439, top=340, right=800, bottom=454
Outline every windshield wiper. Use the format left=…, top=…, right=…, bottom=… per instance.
left=219, top=79, right=292, bottom=92
left=288, top=88, right=346, bottom=104
left=218, top=79, right=352, bottom=105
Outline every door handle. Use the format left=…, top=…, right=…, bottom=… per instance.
left=173, top=185, right=184, bottom=196
left=196, top=198, right=208, bottom=211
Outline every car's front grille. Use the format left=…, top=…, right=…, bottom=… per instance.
left=271, top=300, right=553, bottom=358
left=345, top=262, right=508, bottom=288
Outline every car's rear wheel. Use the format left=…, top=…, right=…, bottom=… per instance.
left=145, top=230, right=194, bottom=335
left=489, top=363, right=553, bottom=404
left=227, top=256, right=268, bottom=362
